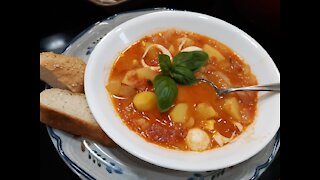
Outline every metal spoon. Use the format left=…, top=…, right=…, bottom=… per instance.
left=197, top=78, right=280, bottom=95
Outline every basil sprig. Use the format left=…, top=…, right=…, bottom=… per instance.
left=173, top=51, right=209, bottom=72
left=170, top=65, right=197, bottom=85
left=159, top=54, right=171, bottom=75
left=153, top=51, right=208, bottom=112
left=153, top=75, right=178, bottom=112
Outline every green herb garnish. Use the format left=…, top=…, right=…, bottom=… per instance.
left=153, top=51, right=209, bottom=112
left=170, top=65, right=197, bottom=85
left=158, top=54, right=171, bottom=75
left=173, top=51, right=209, bottom=72
left=153, top=75, right=178, bottom=112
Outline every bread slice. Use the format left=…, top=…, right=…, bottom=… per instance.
left=40, top=88, right=115, bottom=147
left=40, top=52, right=86, bottom=93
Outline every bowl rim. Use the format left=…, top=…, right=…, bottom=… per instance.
left=84, top=10, right=280, bottom=172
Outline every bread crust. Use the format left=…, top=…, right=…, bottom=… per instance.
left=40, top=52, right=85, bottom=93
left=40, top=102, right=116, bottom=147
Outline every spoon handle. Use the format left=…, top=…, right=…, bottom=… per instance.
left=221, top=83, right=280, bottom=94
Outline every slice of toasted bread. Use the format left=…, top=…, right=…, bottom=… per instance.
left=40, top=52, right=85, bottom=93
left=40, top=88, right=115, bottom=147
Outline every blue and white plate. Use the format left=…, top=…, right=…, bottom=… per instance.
left=47, top=8, right=280, bottom=180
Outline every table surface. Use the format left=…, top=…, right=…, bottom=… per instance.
left=40, top=0, right=280, bottom=179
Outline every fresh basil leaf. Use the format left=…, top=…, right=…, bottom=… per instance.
left=153, top=75, right=178, bottom=112
left=159, top=54, right=172, bottom=75
left=170, top=65, right=197, bottom=85
left=173, top=51, right=209, bottom=72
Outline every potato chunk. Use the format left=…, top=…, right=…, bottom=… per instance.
left=122, top=68, right=158, bottom=88
left=133, top=91, right=157, bottom=111
left=204, top=120, right=215, bottom=131
left=106, top=80, right=121, bottom=95
left=136, top=67, right=158, bottom=81
left=118, top=85, right=136, bottom=97
left=106, top=80, right=135, bottom=97
left=185, top=128, right=210, bottom=151
left=177, top=37, right=194, bottom=49
left=223, top=97, right=241, bottom=121
left=135, top=118, right=150, bottom=130
left=195, top=103, right=218, bottom=119
left=203, top=44, right=225, bottom=62
left=185, top=117, right=195, bottom=128
left=122, top=69, right=138, bottom=87
left=212, top=71, right=231, bottom=88
left=169, top=103, right=188, bottom=123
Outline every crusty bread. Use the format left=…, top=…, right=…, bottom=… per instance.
left=40, top=52, right=86, bottom=93
left=40, top=88, right=115, bottom=147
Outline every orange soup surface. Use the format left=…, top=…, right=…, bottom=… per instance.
left=107, top=29, right=258, bottom=151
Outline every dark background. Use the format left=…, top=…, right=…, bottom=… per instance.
left=40, top=0, right=280, bottom=179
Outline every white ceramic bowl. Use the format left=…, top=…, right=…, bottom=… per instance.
left=85, top=10, right=280, bottom=172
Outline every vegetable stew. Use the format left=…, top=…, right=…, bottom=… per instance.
left=106, top=29, right=258, bottom=151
